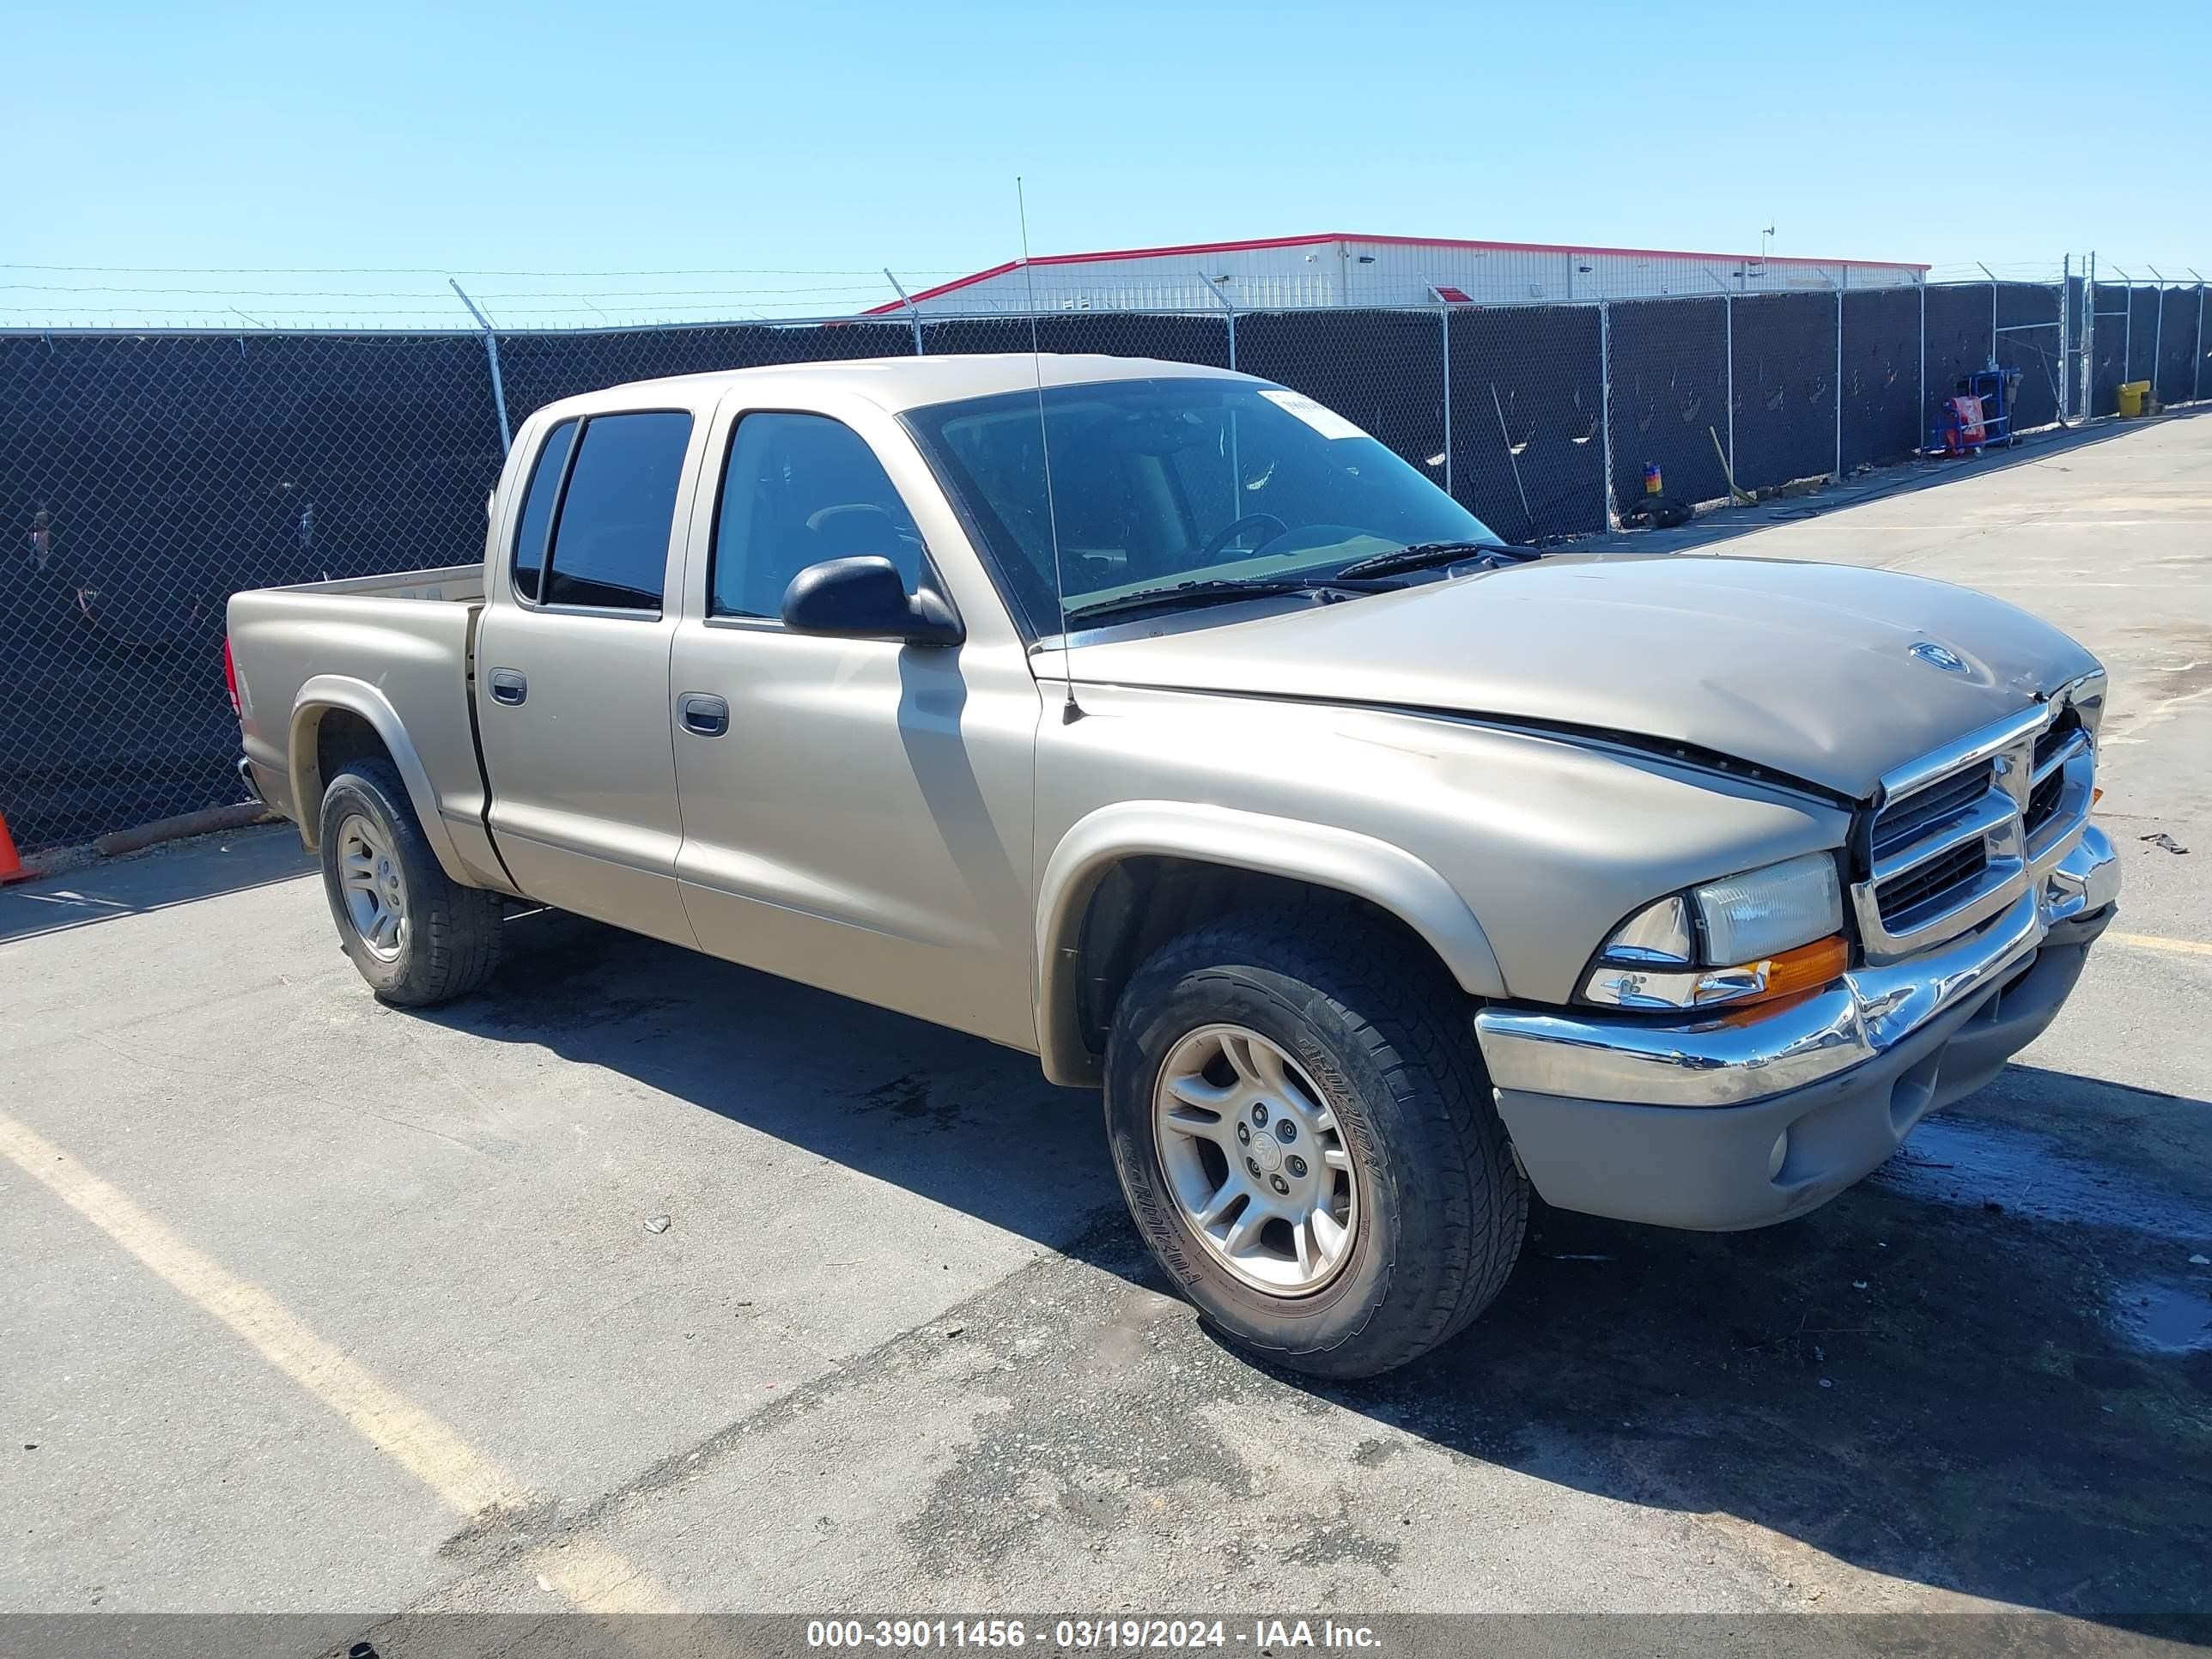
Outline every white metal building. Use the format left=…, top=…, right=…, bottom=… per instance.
left=868, top=233, right=1927, bottom=316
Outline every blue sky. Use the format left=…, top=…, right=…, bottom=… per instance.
left=8, top=0, right=2207, bottom=326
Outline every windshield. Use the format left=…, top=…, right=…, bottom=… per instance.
left=902, top=376, right=1498, bottom=636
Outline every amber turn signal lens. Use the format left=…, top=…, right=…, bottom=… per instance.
left=2093, top=787, right=2104, bottom=805
left=1740, top=933, right=1849, bottom=1007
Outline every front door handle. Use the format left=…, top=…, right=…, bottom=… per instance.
left=488, top=669, right=527, bottom=706
left=679, top=693, right=729, bottom=738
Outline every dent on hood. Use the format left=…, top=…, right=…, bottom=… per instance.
left=1061, top=556, right=2101, bottom=799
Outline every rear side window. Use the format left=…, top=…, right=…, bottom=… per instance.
left=510, top=418, right=577, bottom=603
left=539, top=410, right=694, bottom=612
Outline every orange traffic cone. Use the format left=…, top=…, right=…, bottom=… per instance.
left=0, top=811, right=31, bottom=884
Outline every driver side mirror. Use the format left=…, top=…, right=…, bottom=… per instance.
left=781, top=556, right=963, bottom=647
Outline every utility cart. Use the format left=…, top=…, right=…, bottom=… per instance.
left=1929, top=364, right=2024, bottom=456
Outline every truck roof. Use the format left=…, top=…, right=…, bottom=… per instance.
left=538, top=352, right=1250, bottom=419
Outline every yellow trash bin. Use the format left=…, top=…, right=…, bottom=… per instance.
left=2118, top=380, right=2154, bottom=417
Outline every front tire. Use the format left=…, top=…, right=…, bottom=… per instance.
left=1104, top=907, right=1527, bottom=1378
left=318, top=760, right=502, bottom=1006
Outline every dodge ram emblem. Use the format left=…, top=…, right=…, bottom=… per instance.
left=1910, top=640, right=1970, bottom=675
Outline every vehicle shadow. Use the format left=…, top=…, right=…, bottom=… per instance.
left=425, top=911, right=2211, bottom=1629
left=419, top=908, right=1134, bottom=1270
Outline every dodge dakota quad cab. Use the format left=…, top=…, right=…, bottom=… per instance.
left=227, top=354, right=2120, bottom=1376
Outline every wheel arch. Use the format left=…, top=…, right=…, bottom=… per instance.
left=1036, top=802, right=1506, bottom=1087
left=288, top=677, right=470, bottom=883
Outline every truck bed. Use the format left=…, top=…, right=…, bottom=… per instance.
left=226, top=562, right=508, bottom=892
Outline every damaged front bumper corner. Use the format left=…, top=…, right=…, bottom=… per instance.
left=1469, top=823, right=2120, bottom=1231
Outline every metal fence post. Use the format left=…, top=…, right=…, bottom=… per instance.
left=2058, top=255, right=2071, bottom=422
left=1598, top=301, right=1616, bottom=531
left=1723, top=293, right=1736, bottom=481
left=2083, top=253, right=2097, bottom=416
left=2117, top=268, right=2133, bottom=384
left=2195, top=271, right=2207, bottom=404
left=883, top=270, right=926, bottom=356
left=448, top=278, right=511, bottom=455
left=1977, top=262, right=2000, bottom=372
left=1918, top=276, right=1928, bottom=448
left=2149, top=267, right=2167, bottom=399
left=1439, top=307, right=1453, bottom=497
left=1197, top=272, right=1237, bottom=372
left=1833, top=283, right=1845, bottom=481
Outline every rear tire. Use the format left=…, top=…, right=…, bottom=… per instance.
left=1104, top=906, right=1527, bottom=1378
left=318, top=760, right=502, bottom=1006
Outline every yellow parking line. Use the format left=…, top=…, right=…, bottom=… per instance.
left=0, top=1111, right=674, bottom=1613
left=2106, top=931, right=2212, bottom=958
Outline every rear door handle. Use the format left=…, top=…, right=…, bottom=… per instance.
left=488, top=668, right=527, bottom=706
left=679, top=693, right=729, bottom=738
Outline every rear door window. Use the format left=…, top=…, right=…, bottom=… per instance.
left=539, top=410, right=694, bottom=613
left=510, top=418, right=577, bottom=604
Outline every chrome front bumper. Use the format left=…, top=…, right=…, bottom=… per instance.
left=1471, top=823, right=2118, bottom=1231
left=1474, top=823, right=2120, bottom=1110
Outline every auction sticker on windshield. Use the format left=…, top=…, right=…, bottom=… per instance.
left=1257, top=388, right=1368, bottom=440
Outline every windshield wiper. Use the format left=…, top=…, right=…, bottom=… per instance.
left=1332, top=539, right=1542, bottom=580
left=1059, top=574, right=1363, bottom=629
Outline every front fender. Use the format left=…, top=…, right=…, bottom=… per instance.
left=1034, top=800, right=1505, bottom=1086
left=289, top=676, right=471, bottom=884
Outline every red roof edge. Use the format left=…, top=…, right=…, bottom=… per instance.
left=861, top=233, right=1929, bottom=313
left=862, top=258, right=1024, bottom=314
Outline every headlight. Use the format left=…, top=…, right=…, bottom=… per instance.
left=1582, top=853, right=1845, bottom=1011
left=1693, top=853, right=1843, bottom=963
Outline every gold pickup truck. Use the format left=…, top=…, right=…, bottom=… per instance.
left=227, top=354, right=2120, bottom=1376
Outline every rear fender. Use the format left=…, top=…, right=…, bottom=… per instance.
left=289, top=676, right=471, bottom=884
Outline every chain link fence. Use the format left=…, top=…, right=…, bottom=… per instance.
left=4, top=272, right=2208, bottom=852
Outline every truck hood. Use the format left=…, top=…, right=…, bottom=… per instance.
left=1060, top=554, right=2100, bottom=799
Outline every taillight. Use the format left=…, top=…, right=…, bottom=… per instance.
left=222, top=637, right=241, bottom=719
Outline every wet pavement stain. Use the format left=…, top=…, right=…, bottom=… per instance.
left=2115, top=1278, right=2212, bottom=1354
left=1871, top=1115, right=2212, bottom=1237
left=856, top=1072, right=968, bottom=1133
left=1872, top=1112, right=2212, bottom=1358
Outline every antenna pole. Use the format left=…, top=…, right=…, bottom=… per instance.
left=1018, top=177, right=1079, bottom=722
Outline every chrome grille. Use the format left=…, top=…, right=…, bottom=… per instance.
left=2032, top=714, right=2077, bottom=771
left=1850, top=674, right=2103, bottom=964
left=1878, top=840, right=1989, bottom=928
left=1871, top=763, right=1993, bottom=860
left=2025, top=769, right=2067, bottom=836
left=2026, top=712, right=2086, bottom=840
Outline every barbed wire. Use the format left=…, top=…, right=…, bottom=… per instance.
left=1924, top=258, right=2208, bottom=285
left=0, top=264, right=975, bottom=329
left=9, top=256, right=2204, bottom=332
